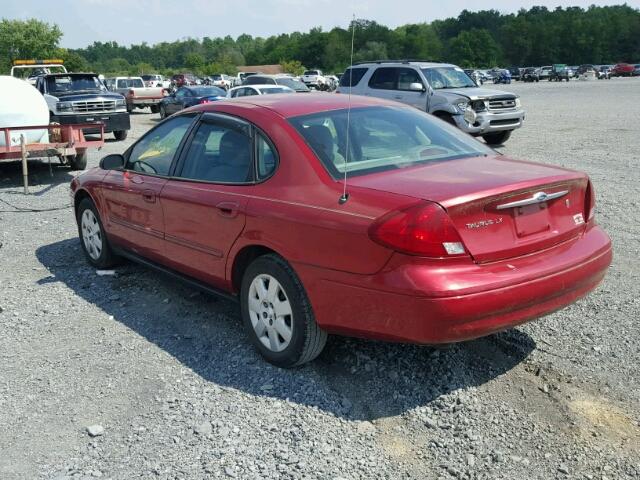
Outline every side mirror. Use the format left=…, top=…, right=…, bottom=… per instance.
left=100, top=153, right=125, bottom=170
left=409, top=82, right=426, bottom=92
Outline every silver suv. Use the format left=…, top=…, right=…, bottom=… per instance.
left=337, top=61, right=525, bottom=145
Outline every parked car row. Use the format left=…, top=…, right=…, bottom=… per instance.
left=466, top=62, right=639, bottom=83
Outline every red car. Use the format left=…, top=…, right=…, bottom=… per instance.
left=70, top=94, right=612, bottom=367
left=611, top=63, right=635, bottom=77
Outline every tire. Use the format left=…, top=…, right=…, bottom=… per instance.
left=159, top=105, right=167, bottom=119
left=240, top=254, right=327, bottom=367
left=113, top=130, right=128, bottom=141
left=76, top=197, right=119, bottom=269
left=483, top=130, right=512, bottom=146
left=150, top=105, right=160, bottom=114
left=67, top=150, right=87, bottom=170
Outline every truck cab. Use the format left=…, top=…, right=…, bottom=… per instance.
left=35, top=73, right=131, bottom=141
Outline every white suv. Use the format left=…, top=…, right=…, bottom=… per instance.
left=336, top=61, right=525, bottom=145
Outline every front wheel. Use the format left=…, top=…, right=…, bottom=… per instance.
left=240, top=254, right=327, bottom=367
left=483, top=130, right=512, bottom=146
left=76, top=197, right=119, bottom=269
left=113, top=130, right=128, bottom=141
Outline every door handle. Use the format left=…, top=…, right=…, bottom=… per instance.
left=142, top=189, right=156, bottom=203
left=216, top=201, right=240, bottom=218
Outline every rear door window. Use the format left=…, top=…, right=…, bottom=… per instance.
left=368, top=67, right=397, bottom=90
left=178, top=118, right=253, bottom=184
left=339, top=67, right=368, bottom=87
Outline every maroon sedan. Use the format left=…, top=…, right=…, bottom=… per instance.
left=70, top=94, right=612, bottom=367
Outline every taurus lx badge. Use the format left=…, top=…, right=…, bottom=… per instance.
left=466, top=217, right=504, bottom=229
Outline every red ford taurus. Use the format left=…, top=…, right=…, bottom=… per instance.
left=70, top=94, right=612, bottom=367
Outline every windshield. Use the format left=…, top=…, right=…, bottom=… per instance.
left=422, top=67, right=476, bottom=89
left=276, top=78, right=309, bottom=91
left=46, top=75, right=105, bottom=93
left=190, top=86, right=226, bottom=97
left=289, top=106, right=492, bottom=178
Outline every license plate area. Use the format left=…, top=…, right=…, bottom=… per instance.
left=514, top=203, right=550, bottom=237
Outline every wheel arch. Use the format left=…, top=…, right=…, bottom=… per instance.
left=73, top=188, right=102, bottom=217
left=229, top=244, right=283, bottom=294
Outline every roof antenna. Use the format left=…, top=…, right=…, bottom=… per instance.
left=339, top=15, right=356, bottom=205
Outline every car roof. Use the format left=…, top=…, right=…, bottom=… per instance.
left=198, top=91, right=398, bottom=118
left=351, top=61, right=457, bottom=69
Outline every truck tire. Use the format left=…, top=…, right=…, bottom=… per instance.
left=114, top=130, right=128, bottom=141
left=67, top=151, right=87, bottom=170
left=483, top=130, right=512, bottom=146
left=150, top=105, right=160, bottom=114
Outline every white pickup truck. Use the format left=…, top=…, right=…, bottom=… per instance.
left=107, top=76, right=166, bottom=113
left=301, top=69, right=328, bottom=90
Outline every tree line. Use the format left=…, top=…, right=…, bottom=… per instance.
left=2, top=5, right=639, bottom=77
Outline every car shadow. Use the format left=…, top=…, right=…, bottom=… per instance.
left=36, top=238, right=535, bottom=421
left=0, top=159, right=75, bottom=194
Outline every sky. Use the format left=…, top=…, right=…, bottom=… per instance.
left=4, top=0, right=640, bottom=48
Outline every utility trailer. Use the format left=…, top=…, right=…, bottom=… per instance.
left=0, top=123, right=104, bottom=194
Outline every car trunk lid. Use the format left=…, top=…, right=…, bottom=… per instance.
left=349, top=155, right=589, bottom=262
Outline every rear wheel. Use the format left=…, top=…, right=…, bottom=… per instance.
left=67, top=150, right=87, bottom=170
left=114, top=130, right=128, bottom=141
left=483, top=130, right=512, bottom=146
left=76, top=197, right=119, bottom=269
left=240, top=254, right=327, bottom=367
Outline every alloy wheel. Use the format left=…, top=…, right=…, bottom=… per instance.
left=81, top=209, right=103, bottom=260
left=248, top=274, right=293, bottom=352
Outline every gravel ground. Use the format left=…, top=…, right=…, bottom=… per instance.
left=0, top=79, right=638, bottom=480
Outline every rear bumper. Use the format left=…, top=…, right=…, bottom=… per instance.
left=454, top=108, right=525, bottom=135
left=296, top=225, right=612, bottom=344
left=129, top=98, right=163, bottom=106
left=51, top=112, right=130, bottom=133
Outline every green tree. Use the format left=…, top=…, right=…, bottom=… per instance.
left=185, top=52, right=205, bottom=73
left=448, top=29, right=502, bottom=67
left=0, top=19, right=62, bottom=72
left=280, top=59, right=305, bottom=75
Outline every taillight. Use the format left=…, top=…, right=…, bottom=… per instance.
left=199, top=98, right=212, bottom=104
left=369, top=202, right=468, bottom=258
left=585, top=180, right=596, bottom=225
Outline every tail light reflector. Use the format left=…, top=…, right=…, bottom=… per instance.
left=369, top=202, right=468, bottom=258
left=199, top=98, right=212, bottom=104
left=585, top=180, right=596, bottom=224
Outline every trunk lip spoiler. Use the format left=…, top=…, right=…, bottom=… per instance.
left=496, top=190, right=569, bottom=210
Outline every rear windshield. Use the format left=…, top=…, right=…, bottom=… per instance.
left=190, top=86, right=226, bottom=97
left=304, top=70, right=319, bottom=76
left=117, top=78, right=144, bottom=88
left=276, top=77, right=309, bottom=91
left=339, top=67, right=368, bottom=87
left=289, top=106, right=492, bottom=178
left=258, top=87, right=293, bottom=95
